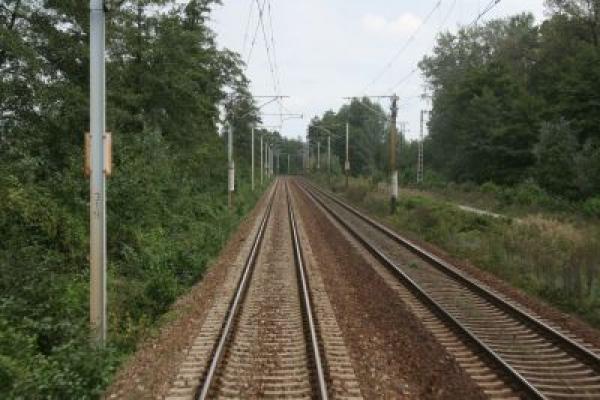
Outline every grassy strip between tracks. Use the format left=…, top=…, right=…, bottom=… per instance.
left=310, top=174, right=600, bottom=329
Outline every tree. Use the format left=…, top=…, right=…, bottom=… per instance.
left=534, top=120, right=579, bottom=197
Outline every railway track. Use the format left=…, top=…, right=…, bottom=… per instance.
left=194, top=180, right=327, bottom=399
left=296, top=179, right=600, bottom=400
left=166, top=179, right=362, bottom=399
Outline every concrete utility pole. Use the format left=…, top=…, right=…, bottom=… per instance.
left=389, top=94, right=399, bottom=213
left=260, top=132, right=263, bottom=185
left=304, top=142, right=308, bottom=172
left=270, top=145, right=274, bottom=177
left=327, top=135, right=331, bottom=176
left=346, top=94, right=400, bottom=212
left=89, top=0, right=107, bottom=345
left=313, top=123, right=338, bottom=181
left=417, top=111, right=424, bottom=184
left=251, top=126, right=255, bottom=191
left=265, top=140, right=269, bottom=178
left=307, top=140, right=311, bottom=171
left=268, top=145, right=271, bottom=177
left=317, top=141, right=320, bottom=170
left=227, top=124, right=235, bottom=209
left=345, top=122, right=350, bottom=188
left=264, top=141, right=268, bottom=178
left=417, top=110, right=431, bottom=184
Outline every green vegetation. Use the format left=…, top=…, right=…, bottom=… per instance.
left=312, top=1, right=599, bottom=202
left=307, top=2, right=600, bottom=327
left=317, top=175, right=600, bottom=328
left=0, top=1, right=302, bottom=398
left=420, top=0, right=600, bottom=198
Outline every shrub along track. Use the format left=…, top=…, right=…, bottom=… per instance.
left=296, top=178, right=600, bottom=400
left=164, top=178, right=361, bottom=399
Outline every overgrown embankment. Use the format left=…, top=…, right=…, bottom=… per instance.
left=0, top=2, right=271, bottom=398
left=313, top=175, right=600, bottom=328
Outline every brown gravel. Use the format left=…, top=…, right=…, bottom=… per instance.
left=291, top=182, right=487, bottom=400
left=103, top=186, right=273, bottom=399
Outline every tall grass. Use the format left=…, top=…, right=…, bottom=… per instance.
left=316, top=175, right=600, bottom=327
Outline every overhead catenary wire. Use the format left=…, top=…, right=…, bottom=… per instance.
left=470, top=0, right=502, bottom=26
left=254, top=0, right=280, bottom=96
left=253, top=0, right=291, bottom=131
left=360, top=0, right=443, bottom=95
left=266, top=0, right=284, bottom=125
left=245, top=0, right=266, bottom=66
left=387, top=0, right=490, bottom=94
left=385, top=0, right=456, bottom=94
left=241, top=0, right=255, bottom=57
left=266, top=0, right=281, bottom=92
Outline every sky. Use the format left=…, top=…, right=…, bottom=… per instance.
left=208, top=0, right=546, bottom=141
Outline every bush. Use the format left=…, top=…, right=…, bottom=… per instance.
left=143, top=269, right=179, bottom=318
left=512, top=180, right=550, bottom=206
left=10, top=339, right=119, bottom=400
left=583, top=197, right=600, bottom=218
left=481, top=181, right=500, bottom=194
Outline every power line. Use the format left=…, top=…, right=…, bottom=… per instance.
left=266, top=0, right=280, bottom=91
left=387, top=67, right=418, bottom=93
left=439, top=0, right=458, bottom=32
left=246, top=0, right=266, bottom=66
left=241, top=0, right=255, bottom=57
left=360, top=0, right=442, bottom=94
left=470, top=0, right=501, bottom=26
left=266, top=0, right=284, bottom=125
left=384, top=0, right=463, bottom=94
left=254, top=0, right=279, bottom=99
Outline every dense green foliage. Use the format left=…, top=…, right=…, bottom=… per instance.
left=420, top=1, right=600, bottom=198
left=310, top=2, right=599, bottom=203
left=0, top=1, right=276, bottom=397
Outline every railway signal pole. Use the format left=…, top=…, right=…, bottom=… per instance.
left=89, top=0, right=107, bottom=345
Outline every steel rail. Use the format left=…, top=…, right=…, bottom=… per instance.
left=295, top=180, right=546, bottom=399
left=286, top=181, right=329, bottom=400
left=300, top=179, right=600, bottom=372
left=196, top=181, right=279, bottom=400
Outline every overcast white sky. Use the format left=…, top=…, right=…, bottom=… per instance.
left=209, top=0, right=546, bottom=141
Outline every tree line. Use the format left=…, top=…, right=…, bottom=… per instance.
left=0, top=0, right=282, bottom=397
left=312, top=1, right=600, bottom=202
left=420, top=0, right=600, bottom=199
